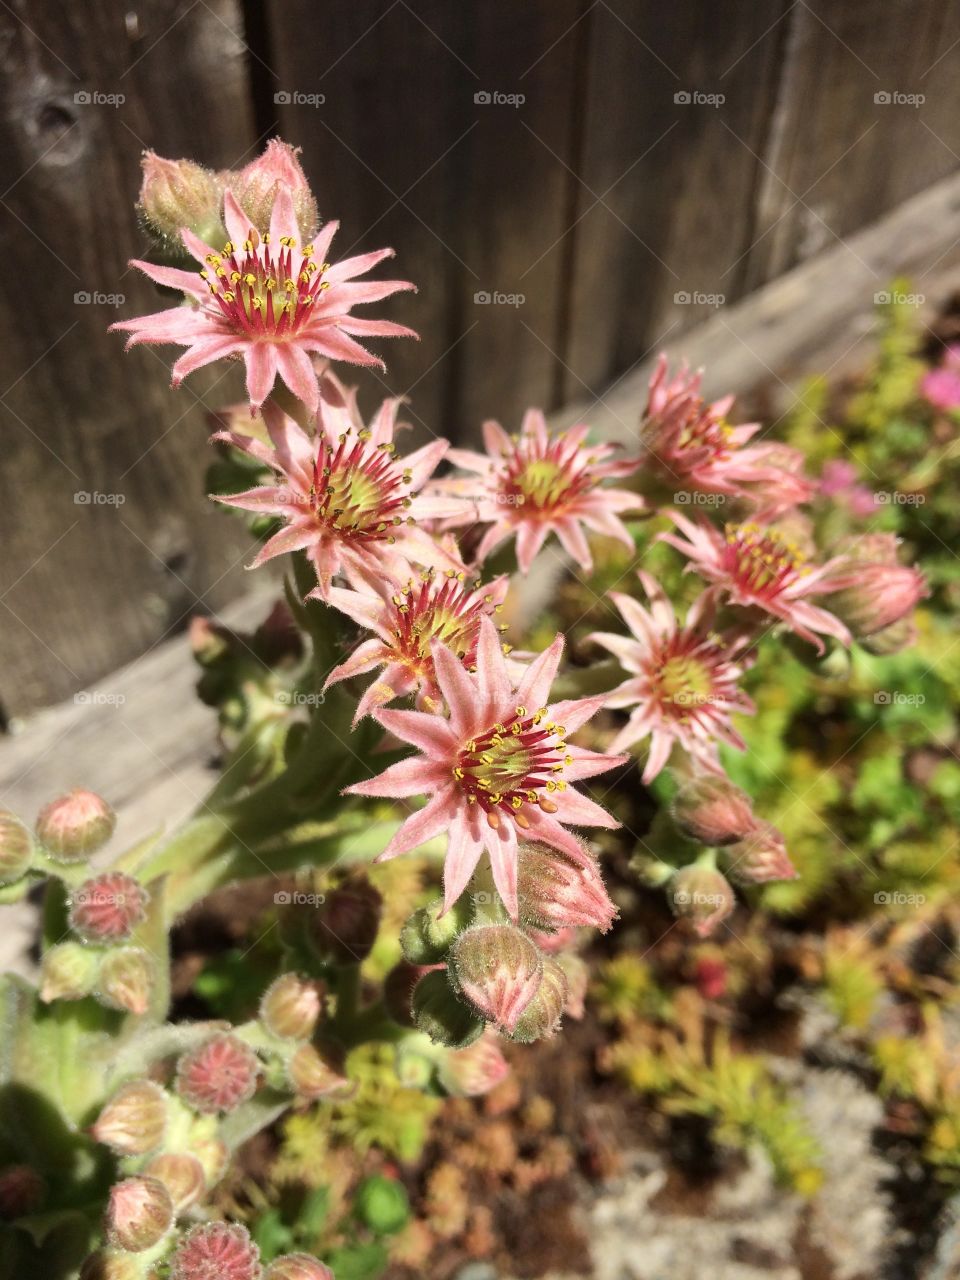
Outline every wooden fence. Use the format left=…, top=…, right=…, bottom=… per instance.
left=1, top=0, right=959, bottom=717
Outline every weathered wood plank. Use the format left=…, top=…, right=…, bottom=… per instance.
left=0, top=0, right=258, bottom=718
left=562, top=0, right=794, bottom=402
left=266, top=0, right=583, bottom=438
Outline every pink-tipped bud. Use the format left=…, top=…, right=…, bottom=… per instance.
left=672, top=775, right=756, bottom=846
left=170, top=1222, right=261, bottom=1280
left=509, top=957, right=568, bottom=1044
left=105, top=1175, right=174, bottom=1252
left=669, top=864, right=736, bottom=938
left=91, top=1080, right=168, bottom=1155
left=176, top=1034, right=260, bottom=1115
left=143, top=1152, right=207, bottom=1213
left=0, top=811, right=32, bottom=885
left=725, top=821, right=797, bottom=885
left=227, top=139, right=319, bottom=241
left=265, top=1255, right=335, bottom=1280
left=287, top=1043, right=350, bottom=1100
left=39, top=941, right=100, bottom=1002
left=449, top=924, right=543, bottom=1034
left=36, top=789, right=116, bottom=862
left=831, top=533, right=928, bottom=639
left=309, top=877, right=383, bottom=964
left=0, top=1165, right=45, bottom=1219
left=69, top=872, right=148, bottom=943
left=517, top=841, right=617, bottom=933
left=259, top=973, right=322, bottom=1041
left=97, top=947, right=156, bottom=1016
left=139, top=151, right=224, bottom=246
left=437, top=1032, right=511, bottom=1097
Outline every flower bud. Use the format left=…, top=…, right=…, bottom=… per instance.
left=0, top=1165, right=45, bottom=1218
left=669, top=864, right=736, bottom=938
left=287, top=1043, right=350, bottom=1100
left=509, top=957, right=567, bottom=1044
left=189, top=615, right=232, bottom=667
left=861, top=614, right=917, bottom=656
left=105, top=1175, right=174, bottom=1252
left=725, top=821, right=797, bottom=885
left=36, top=789, right=116, bottom=861
left=266, top=1255, right=335, bottom=1280
left=557, top=952, right=589, bottom=1020
left=91, top=1081, right=168, bottom=1155
left=449, top=924, right=542, bottom=1034
left=384, top=961, right=437, bottom=1027
left=437, top=1032, right=510, bottom=1097
left=97, top=947, right=156, bottom=1015
left=309, top=877, right=383, bottom=964
left=831, top=534, right=927, bottom=639
left=694, top=956, right=727, bottom=1000
left=170, top=1222, right=261, bottom=1280
left=227, top=140, right=319, bottom=241
left=176, top=1034, right=260, bottom=1114
left=79, top=1252, right=144, bottom=1280
left=516, top=841, right=617, bottom=933
left=260, top=973, right=322, bottom=1041
left=69, top=872, right=148, bottom=943
left=39, top=940, right=100, bottom=1002
left=0, top=811, right=32, bottom=885
left=672, top=775, right=756, bottom=846
left=412, top=970, right=484, bottom=1049
left=400, top=896, right=473, bottom=964
left=138, top=151, right=224, bottom=246
left=143, top=1152, right=206, bottom=1213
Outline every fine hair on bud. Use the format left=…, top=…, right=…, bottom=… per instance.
left=35, top=789, right=116, bottom=862
left=175, top=1033, right=260, bottom=1115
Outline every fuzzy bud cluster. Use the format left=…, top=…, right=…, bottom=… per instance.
left=0, top=811, right=32, bottom=885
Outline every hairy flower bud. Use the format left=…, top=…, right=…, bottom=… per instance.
left=509, top=957, right=567, bottom=1043
left=105, top=1175, right=174, bottom=1252
left=227, top=139, right=319, bottom=241
left=0, top=811, right=32, bottom=885
left=188, top=1120, right=229, bottom=1189
left=260, top=973, right=322, bottom=1041
left=170, top=1222, right=261, bottom=1280
left=69, top=872, right=148, bottom=943
left=0, top=1164, right=45, bottom=1219
left=400, top=896, right=473, bottom=964
left=39, top=940, right=100, bottom=1002
left=669, top=863, right=736, bottom=938
left=725, top=821, right=797, bottom=885
left=672, top=775, right=756, bottom=846
left=176, top=1034, right=260, bottom=1114
left=557, top=952, right=589, bottom=1020
left=437, top=1032, right=510, bottom=1097
left=831, top=533, right=927, bottom=639
left=139, top=151, right=224, bottom=246
left=449, top=924, right=543, bottom=1033
left=412, top=970, right=484, bottom=1049
left=36, top=789, right=116, bottom=861
left=98, top=946, right=156, bottom=1015
left=309, top=877, right=383, bottom=964
left=91, top=1080, right=168, bottom=1155
left=517, top=841, right=617, bottom=933
left=144, top=1152, right=207, bottom=1213
left=265, top=1255, right=335, bottom=1280
left=287, top=1043, right=350, bottom=1100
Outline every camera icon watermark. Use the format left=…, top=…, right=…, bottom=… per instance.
left=473, top=290, right=525, bottom=307
left=273, top=90, right=326, bottom=107
left=874, top=890, right=926, bottom=906
left=874, top=690, right=925, bottom=706
left=74, top=90, right=125, bottom=108
left=674, top=89, right=725, bottom=107
left=274, top=889, right=326, bottom=906
left=874, top=289, right=924, bottom=307
left=674, top=290, right=725, bottom=308
left=74, top=291, right=125, bottom=307
left=275, top=690, right=326, bottom=707
left=74, top=491, right=126, bottom=506
left=474, top=90, right=525, bottom=107
left=74, top=690, right=126, bottom=707
left=674, top=491, right=725, bottom=507
left=873, top=490, right=925, bottom=506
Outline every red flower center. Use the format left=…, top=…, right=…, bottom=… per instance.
left=200, top=230, right=330, bottom=339
left=306, top=429, right=414, bottom=542
left=497, top=435, right=597, bottom=514
left=721, top=523, right=807, bottom=597
left=388, top=573, right=502, bottom=672
left=453, top=707, right=572, bottom=829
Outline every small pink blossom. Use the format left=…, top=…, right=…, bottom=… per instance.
left=112, top=182, right=416, bottom=415
left=213, top=375, right=467, bottom=597
left=175, top=1034, right=260, bottom=1115
left=643, top=355, right=813, bottom=513
left=324, top=569, right=510, bottom=721
left=660, top=513, right=854, bottom=652
left=920, top=346, right=960, bottom=411
left=171, top=1222, right=261, bottom=1280
left=818, top=459, right=877, bottom=517
left=436, top=410, right=643, bottom=573
left=345, top=617, right=625, bottom=917
left=588, top=571, right=754, bottom=782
